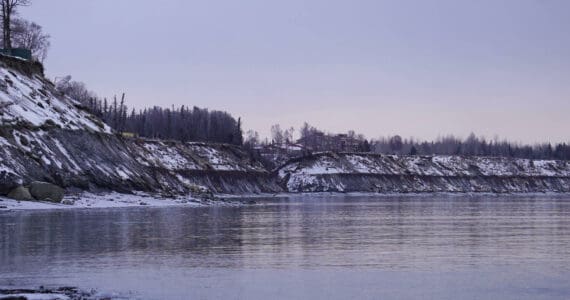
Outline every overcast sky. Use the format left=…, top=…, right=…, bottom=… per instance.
left=22, top=0, right=570, bottom=143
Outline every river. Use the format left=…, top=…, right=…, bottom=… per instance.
left=1, top=195, right=569, bottom=299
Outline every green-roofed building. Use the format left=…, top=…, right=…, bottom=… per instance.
left=0, top=48, right=32, bottom=60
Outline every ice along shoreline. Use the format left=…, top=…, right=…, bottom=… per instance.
left=2, top=191, right=570, bottom=211
left=0, top=191, right=226, bottom=211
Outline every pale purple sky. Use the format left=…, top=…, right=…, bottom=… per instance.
left=22, top=0, right=570, bottom=143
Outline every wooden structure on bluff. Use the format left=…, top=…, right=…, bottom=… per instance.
left=0, top=48, right=32, bottom=60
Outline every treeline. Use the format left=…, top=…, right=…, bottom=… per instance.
left=374, top=133, right=570, bottom=160
left=124, top=105, right=243, bottom=144
left=255, top=122, right=570, bottom=160
left=56, top=77, right=243, bottom=144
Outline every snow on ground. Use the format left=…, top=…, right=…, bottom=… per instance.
left=140, top=142, right=199, bottom=170
left=281, top=153, right=570, bottom=178
left=0, top=192, right=205, bottom=211
left=302, top=160, right=344, bottom=174
left=0, top=293, right=70, bottom=300
left=0, top=67, right=111, bottom=133
left=189, top=144, right=250, bottom=171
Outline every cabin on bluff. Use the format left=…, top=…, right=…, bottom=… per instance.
left=0, top=48, right=32, bottom=60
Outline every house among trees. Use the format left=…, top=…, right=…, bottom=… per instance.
left=334, top=134, right=364, bottom=152
left=297, top=132, right=367, bottom=152
left=255, top=143, right=308, bottom=167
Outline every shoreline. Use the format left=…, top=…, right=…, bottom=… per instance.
left=220, top=190, right=570, bottom=198
left=0, top=192, right=208, bottom=211
left=1, top=191, right=569, bottom=212
left=0, top=286, right=112, bottom=300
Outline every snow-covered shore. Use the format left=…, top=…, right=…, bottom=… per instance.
left=0, top=286, right=119, bottom=300
left=0, top=192, right=209, bottom=211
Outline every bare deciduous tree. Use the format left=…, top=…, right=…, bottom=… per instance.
left=271, top=124, right=284, bottom=144
left=389, top=135, right=403, bottom=153
left=11, top=17, right=50, bottom=61
left=55, top=76, right=96, bottom=103
left=244, top=130, right=260, bottom=147
left=1, top=0, right=31, bottom=50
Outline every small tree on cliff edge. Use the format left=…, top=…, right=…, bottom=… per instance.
left=1, top=0, right=30, bottom=50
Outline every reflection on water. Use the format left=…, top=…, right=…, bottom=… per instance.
left=1, top=195, right=570, bottom=299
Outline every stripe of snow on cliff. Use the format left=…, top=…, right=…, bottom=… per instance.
left=346, top=155, right=377, bottom=173
left=286, top=173, right=319, bottom=192
left=140, top=142, right=200, bottom=170
left=344, top=154, right=445, bottom=176
left=398, top=156, right=446, bottom=176
left=300, top=156, right=346, bottom=174
left=115, top=167, right=133, bottom=180
left=0, top=67, right=110, bottom=133
left=199, top=147, right=245, bottom=171
left=0, top=135, right=11, bottom=147
left=532, top=160, right=569, bottom=177
left=53, top=138, right=82, bottom=173
left=431, top=156, right=475, bottom=176
left=0, top=152, right=17, bottom=175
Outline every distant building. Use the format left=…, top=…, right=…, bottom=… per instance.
left=297, top=133, right=362, bottom=152
left=0, top=48, right=32, bottom=60
left=334, top=134, right=362, bottom=152
left=120, top=132, right=139, bottom=138
left=256, top=143, right=309, bottom=167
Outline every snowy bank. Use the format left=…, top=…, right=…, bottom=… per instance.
left=278, top=152, right=570, bottom=193
left=0, top=286, right=124, bottom=300
left=0, top=192, right=211, bottom=211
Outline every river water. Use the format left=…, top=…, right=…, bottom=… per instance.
left=1, top=195, right=569, bottom=299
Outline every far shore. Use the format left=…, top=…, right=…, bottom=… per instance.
left=1, top=191, right=569, bottom=211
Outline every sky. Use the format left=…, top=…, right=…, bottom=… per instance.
left=21, top=0, right=570, bottom=143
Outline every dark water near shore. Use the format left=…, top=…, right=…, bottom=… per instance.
left=1, top=195, right=570, bottom=299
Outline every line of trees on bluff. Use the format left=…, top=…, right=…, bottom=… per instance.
left=56, top=77, right=243, bottom=145
left=373, top=133, right=570, bottom=161
left=249, top=122, right=570, bottom=160
left=56, top=79, right=569, bottom=160
left=53, top=75, right=570, bottom=160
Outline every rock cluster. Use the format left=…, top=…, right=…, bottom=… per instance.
left=6, top=181, right=65, bottom=202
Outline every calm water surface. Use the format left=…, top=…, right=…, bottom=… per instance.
left=1, top=195, right=570, bottom=299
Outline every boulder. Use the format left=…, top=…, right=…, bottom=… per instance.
left=7, top=186, right=33, bottom=201
left=61, top=199, right=75, bottom=205
left=0, top=171, right=21, bottom=196
left=29, top=181, right=65, bottom=202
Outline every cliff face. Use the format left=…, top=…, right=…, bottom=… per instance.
left=0, top=57, right=282, bottom=196
left=278, top=153, right=570, bottom=193
left=0, top=129, right=282, bottom=195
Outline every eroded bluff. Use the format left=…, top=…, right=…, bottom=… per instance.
left=0, top=55, right=281, bottom=196
left=0, top=129, right=282, bottom=195
left=277, top=152, right=570, bottom=193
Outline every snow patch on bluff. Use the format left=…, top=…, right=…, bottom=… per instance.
left=0, top=67, right=111, bottom=132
